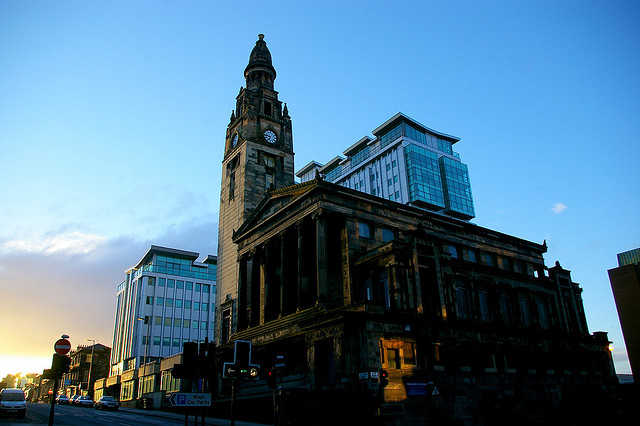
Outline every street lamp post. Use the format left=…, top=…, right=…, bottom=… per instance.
left=86, top=339, right=96, bottom=398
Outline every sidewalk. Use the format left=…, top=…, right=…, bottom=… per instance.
left=119, top=406, right=267, bottom=425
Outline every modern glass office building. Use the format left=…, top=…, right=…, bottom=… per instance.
left=617, top=248, right=640, bottom=267
left=109, top=246, right=217, bottom=377
left=296, top=112, right=475, bottom=220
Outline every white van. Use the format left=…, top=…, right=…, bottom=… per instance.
left=0, top=388, right=27, bottom=418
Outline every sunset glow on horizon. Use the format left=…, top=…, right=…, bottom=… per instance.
left=0, top=355, right=52, bottom=381
left=1, top=1, right=637, bottom=382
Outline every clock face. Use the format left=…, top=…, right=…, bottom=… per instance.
left=264, top=130, right=277, bottom=144
left=231, top=133, right=238, bottom=148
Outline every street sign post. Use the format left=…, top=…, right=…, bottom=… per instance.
left=222, top=340, right=261, bottom=426
left=54, top=339, right=71, bottom=355
left=168, top=393, right=212, bottom=407
left=49, top=335, right=70, bottom=426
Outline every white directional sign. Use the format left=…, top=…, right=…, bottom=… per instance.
left=169, top=392, right=212, bottom=407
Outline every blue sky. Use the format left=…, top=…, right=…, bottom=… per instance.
left=0, top=1, right=638, bottom=376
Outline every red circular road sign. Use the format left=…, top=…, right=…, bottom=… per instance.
left=54, top=338, right=71, bottom=355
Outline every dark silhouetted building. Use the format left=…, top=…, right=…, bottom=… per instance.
left=609, top=248, right=640, bottom=381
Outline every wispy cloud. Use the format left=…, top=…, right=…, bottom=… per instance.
left=551, top=202, right=568, bottom=214
left=0, top=218, right=217, bottom=376
left=1, top=231, right=107, bottom=255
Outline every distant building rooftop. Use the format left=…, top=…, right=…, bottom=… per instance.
left=618, top=248, right=640, bottom=267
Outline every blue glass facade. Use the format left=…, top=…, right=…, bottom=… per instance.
left=136, top=255, right=217, bottom=281
left=350, top=146, right=370, bottom=167
left=380, top=121, right=454, bottom=156
left=379, top=123, right=403, bottom=148
left=440, top=156, right=475, bottom=218
left=617, top=248, right=640, bottom=266
left=404, top=144, right=445, bottom=209
left=324, top=165, right=342, bottom=182
left=297, top=113, right=475, bottom=220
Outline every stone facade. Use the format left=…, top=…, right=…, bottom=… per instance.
left=217, top=177, right=614, bottom=422
left=216, top=34, right=294, bottom=344
left=213, top=36, right=615, bottom=424
left=61, top=344, right=110, bottom=398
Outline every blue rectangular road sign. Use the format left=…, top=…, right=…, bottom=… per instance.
left=169, top=392, right=212, bottom=407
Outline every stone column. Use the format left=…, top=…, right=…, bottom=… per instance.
left=390, top=264, right=400, bottom=310
left=404, top=267, right=413, bottom=310
left=340, top=220, right=351, bottom=306
left=237, top=256, right=246, bottom=330
left=260, top=244, right=267, bottom=325
left=296, top=221, right=304, bottom=310
left=433, top=245, right=447, bottom=319
left=314, top=212, right=328, bottom=304
left=246, top=250, right=255, bottom=327
left=411, top=241, right=423, bottom=313
left=279, top=232, right=286, bottom=317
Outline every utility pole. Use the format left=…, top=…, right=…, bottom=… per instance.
left=230, top=379, right=236, bottom=426
left=48, top=334, right=71, bottom=426
left=86, top=339, right=96, bottom=398
left=47, top=376, right=58, bottom=426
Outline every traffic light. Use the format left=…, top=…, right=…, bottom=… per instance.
left=266, top=369, right=277, bottom=389
left=52, top=354, right=71, bottom=374
left=380, top=370, right=389, bottom=387
left=247, top=366, right=260, bottom=378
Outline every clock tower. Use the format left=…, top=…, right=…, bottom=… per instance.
left=216, top=34, right=295, bottom=343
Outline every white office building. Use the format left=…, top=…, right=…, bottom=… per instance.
left=109, top=245, right=217, bottom=377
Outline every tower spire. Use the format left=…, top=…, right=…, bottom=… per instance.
left=244, top=34, right=276, bottom=89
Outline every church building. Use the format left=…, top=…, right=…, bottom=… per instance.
left=214, top=35, right=615, bottom=424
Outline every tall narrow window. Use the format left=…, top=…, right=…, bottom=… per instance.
left=227, top=155, right=239, bottom=201
left=265, top=172, right=274, bottom=190
left=536, top=296, right=549, bottom=329
left=456, top=285, right=469, bottom=320
left=444, top=245, right=458, bottom=259
left=221, top=309, right=231, bottom=344
left=499, top=293, right=512, bottom=326
left=479, top=290, right=490, bottom=321
left=463, top=248, right=477, bottom=263
left=519, top=295, right=531, bottom=327
left=263, top=101, right=272, bottom=116
left=229, top=171, right=235, bottom=200
left=358, top=222, right=371, bottom=239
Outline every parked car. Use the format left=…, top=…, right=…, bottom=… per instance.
left=70, top=395, right=81, bottom=405
left=56, top=394, right=70, bottom=405
left=94, top=396, right=119, bottom=410
left=0, top=388, right=26, bottom=418
left=75, top=396, right=94, bottom=407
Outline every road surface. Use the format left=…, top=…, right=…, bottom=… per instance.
left=0, top=402, right=261, bottom=426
